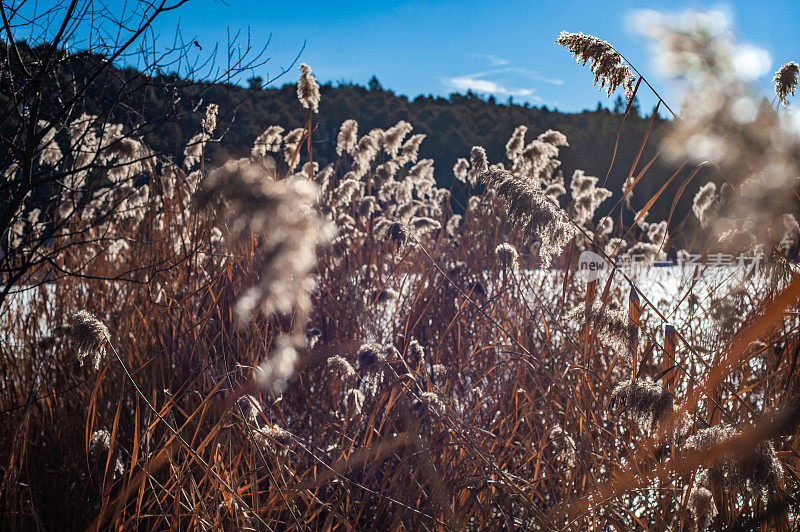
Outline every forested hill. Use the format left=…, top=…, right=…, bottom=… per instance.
left=153, top=77, right=696, bottom=224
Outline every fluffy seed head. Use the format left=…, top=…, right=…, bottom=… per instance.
left=374, top=218, right=410, bottom=247
left=254, top=425, right=292, bottom=453
left=297, top=63, right=321, bottom=113
left=356, top=343, right=385, bottom=371
left=610, top=378, right=674, bottom=430
left=468, top=146, right=489, bottom=186
left=236, top=395, right=264, bottom=425
left=538, top=129, right=569, bottom=147
left=556, top=31, right=636, bottom=99
left=336, top=119, right=359, bottom=156
left=252, top=126, right=284, bottom=158
left=72, top=310, right=110, bottom=369
left=452, top=158, right=469, bottom=183
left=478, top=168, right=577, bottom=267
left=202, top=103, right=219, bottom=135
left=692, top=182, right=718, bottom=228
left=570, top=300, right=636, bottom=360
left=334, top=178, right=363, bottom=206
left=495, top=242, right=520, bottom=275
left=399, top=134, right=425, bottom=164
left=383, top=121, right=413, bottom=157
left=344, top=388, right=365, bottom=417
left=445, top=214, right=462, bottom=237
left=686, top=423, right=784, bottom=496
left=419, top=392, right=446, bottom=416
left=406, top=340, right=426, bottom=369
left=88, top=428, right=124, bottom=483
left=327, top=355, right=357, bottom=379
left=687, top=482, right=716, bottom=532
left=282, top=127, right=305, bottom=171
left=410, top=216, right=441, bottom=237
left=196, top=157, right=332, bottom=323
left=505, top=126, right=528, bottom=160
left=774, top=62, right=799, bottom=106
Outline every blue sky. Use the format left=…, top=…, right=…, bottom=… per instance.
left=63, top=1, right=800, bottom=112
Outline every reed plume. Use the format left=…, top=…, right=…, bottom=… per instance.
left=774, top=61, right=798, bottom=106
left=478, top=168, right=577, bottom=267
left=297, top=63, right=321, bottom=113
left=556, top=31, right=636, bottom=98
left=71, top=310, right=109, bottom=369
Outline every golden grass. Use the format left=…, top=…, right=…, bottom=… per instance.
left=2, top=69, right=800, bottom=532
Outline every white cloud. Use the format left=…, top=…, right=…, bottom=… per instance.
left=445, top=75, right=536, bottom=97
left=472, top=54, right=511, bottom=67
left=444, top=55, right=564, bottom=101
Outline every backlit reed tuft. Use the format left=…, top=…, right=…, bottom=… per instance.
left=399, top=133, right=425, bottom=164
left=773, top=61, right=798, bottom=106
left=686, top=480, right=716, bottom=532
left=357, top=196, right=378, bottom=219
left=570, top=170, right=612, bottom=226
left=556, top=31, right=636, bottom=98
left=327, top=355, right=357, bottom=380
left=692, top=182, right=718, bottom=228
left=570, top=300, right=636, bottom=361
left=305, top=327, right=322, bottom=349
left=297, top=63, right=320, bottom=113
left=445, top=214, right=462, bottom=237
left=468, top=146, right=488, bottom=186
left=537, top=129, right=569, bottom=147
left=505, top=126, right=527, bottom=160
left=409, top=216, right=441, bottom=237
left=452, top=158, right=469, bottom=183
left=419, top=392, right=446, bottom=416
left=254, top=425, right=292, bottom=454
left=494, top=242, right=520, bottom=276
left=344, top=388, right=365, bottom=418
left=686, top=423, right=783, bottom=497
left=334, top=178, right=363, bottom=206
left=72, top=310, right=109, bottom=369
left=236, top=395, right=264, bottom=426
left=406, top=339, right=426, bottom=370
left=88, top=428, right=124, bottom=486
left=597, top=215, right=613, bottom=237
left=383, top=120, right=413, bottom=157
left=336, top=119, right=358, bottom=156
left=478, top=168, right=577, bottom=267
left=282, top=128, right=305, bottom=171
left=202, top=103, right=219, bottom=135
left=610, top=378, right=674, bottom=430
left=374, top=218, right=409, bottom=247
left=356, top=343, right=385, bottom=370
left=252, top=126, right=284, bottom=158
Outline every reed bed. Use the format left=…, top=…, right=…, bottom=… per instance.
left=2, top=11, right=800, bottom=531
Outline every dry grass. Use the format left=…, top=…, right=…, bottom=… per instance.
left=2, top=18, right=800, bottom=532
